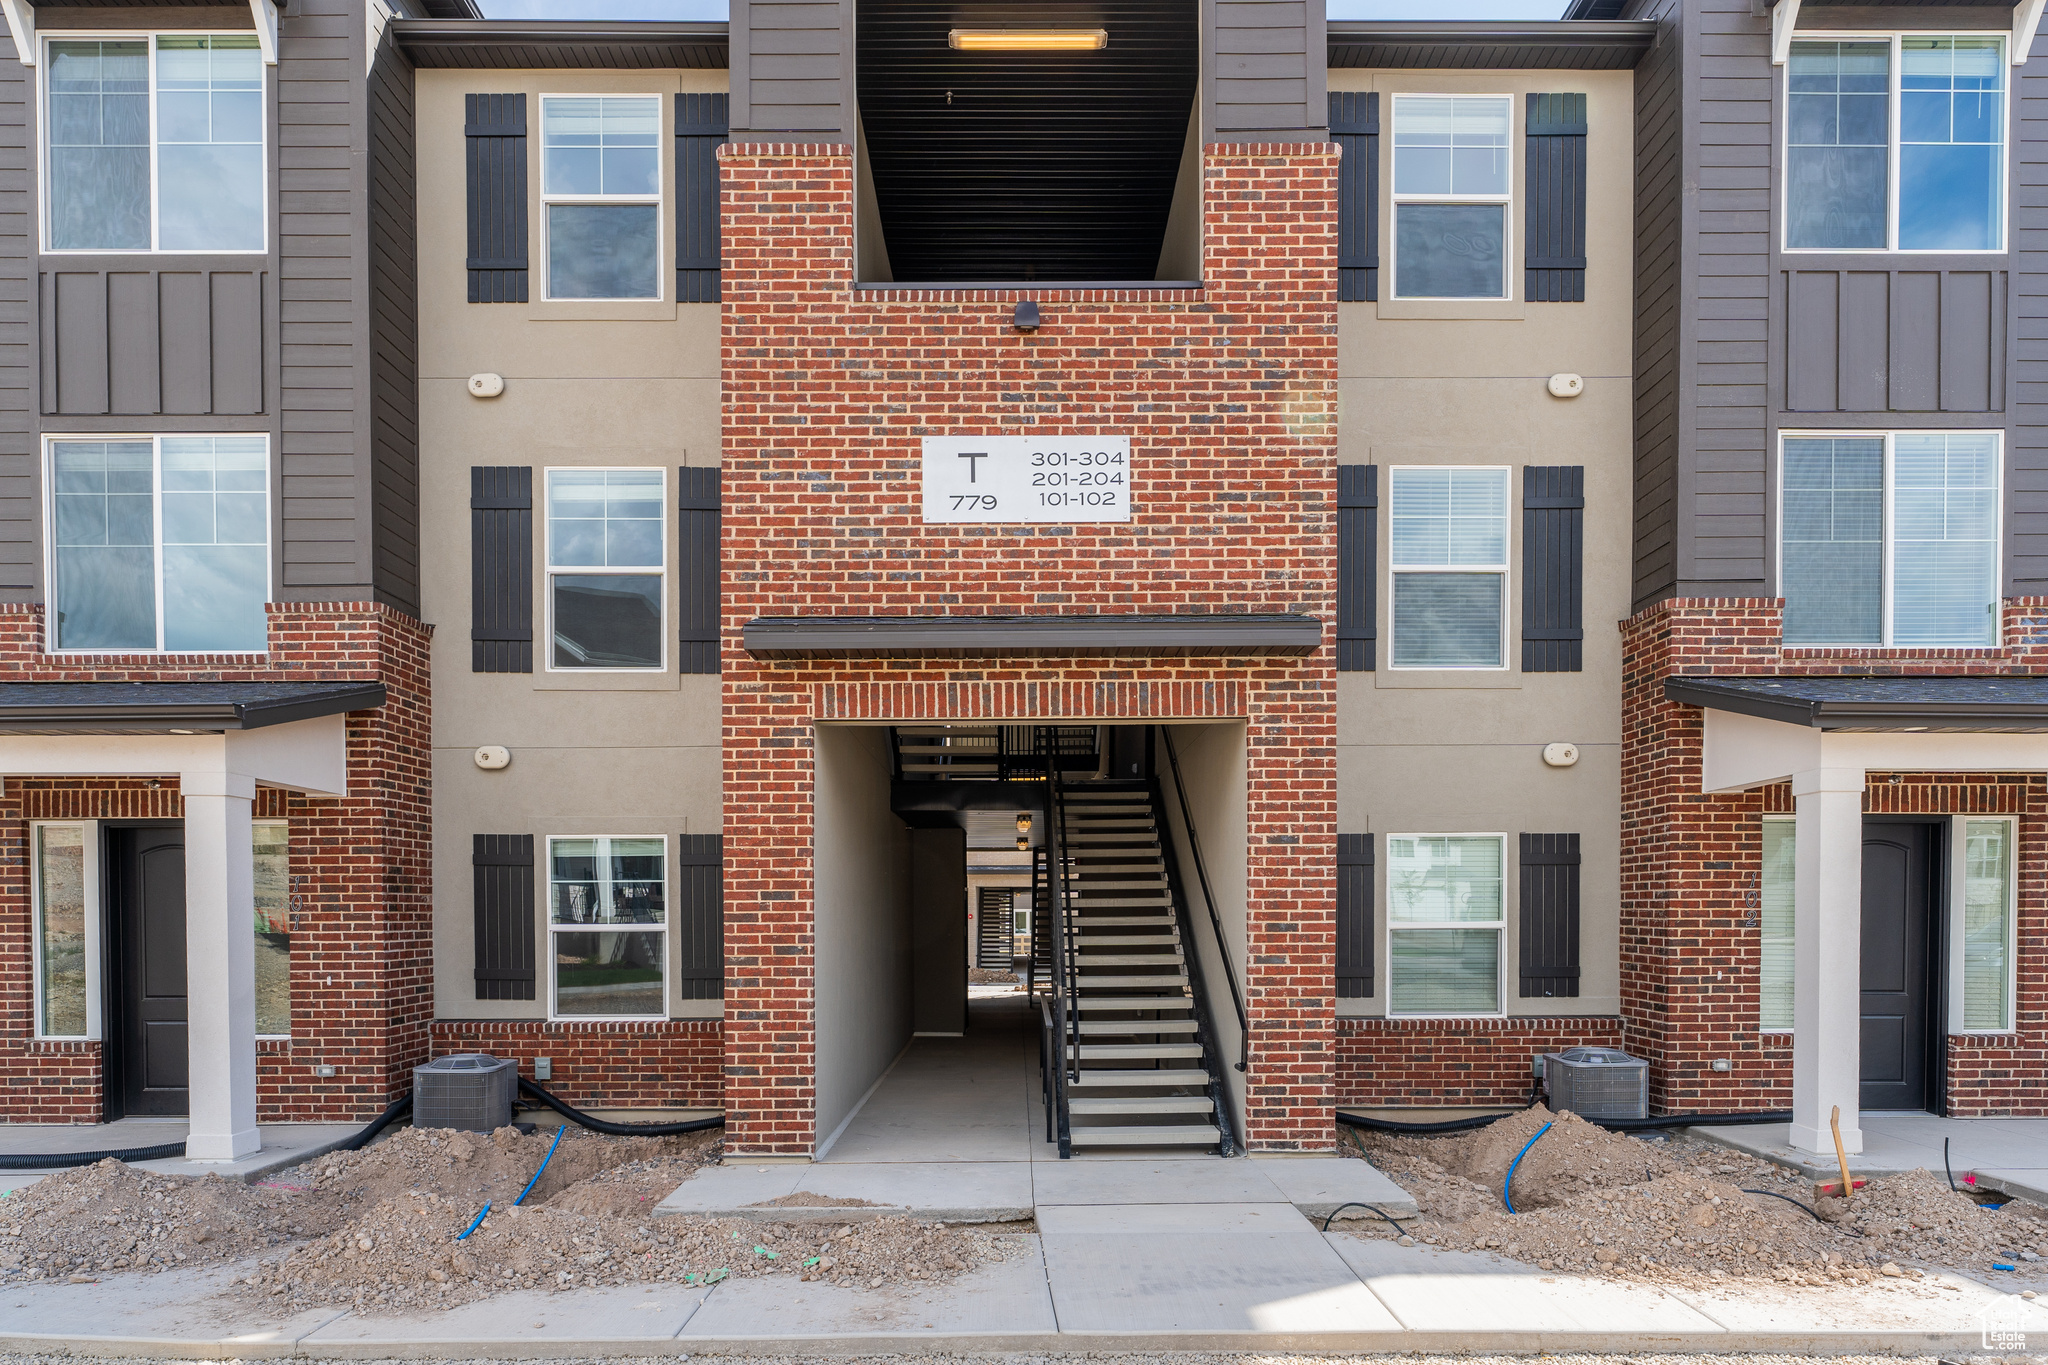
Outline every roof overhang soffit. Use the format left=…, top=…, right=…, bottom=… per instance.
left=1768, top=0, right=2045, bottom=66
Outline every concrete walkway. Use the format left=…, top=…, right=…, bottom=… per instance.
left=1694, top=1113, right=2048, bottom=1202
left=0, top=1120, right=364, bottom=1193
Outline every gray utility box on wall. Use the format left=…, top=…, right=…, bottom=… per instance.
left=1541, top=1047, right=1649, bottom=1121
left=414, top=1053, right=518, bottom=1132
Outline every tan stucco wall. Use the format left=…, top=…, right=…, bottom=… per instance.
left=418, top=68, right=727, bottom=1021
left=1330, top=68, right=1632, bottom=1019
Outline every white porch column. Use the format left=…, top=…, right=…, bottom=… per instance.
left=1791, top=765, right=1865, bottom=1156
left=182, top=769, right=259, bottom=1161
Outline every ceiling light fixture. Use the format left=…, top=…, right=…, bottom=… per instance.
left=1016, top=813, right=1033, bottom=833
left=949, top=28, right=1108, bottom=52
left=1016, top=835, right=1030, bottom=851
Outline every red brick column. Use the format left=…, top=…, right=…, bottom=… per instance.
left=719, top=144, right=1339, bottom=1154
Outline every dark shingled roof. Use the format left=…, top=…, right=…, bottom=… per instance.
left=0, top=682, right=386, bottom=734
left=1665, top=675, right=2048, bottom=732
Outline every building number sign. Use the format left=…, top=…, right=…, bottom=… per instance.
left=920, top=436, right=1132, bottom=524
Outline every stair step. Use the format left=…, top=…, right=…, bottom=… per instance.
left=1065, top=897, right=1170, bottom=908
left=1067, top=1042, right=1206, bottom=1059
left=1072, top=865, right=1164, bottom=876
left=1066, top=1068, right=1211, bottom=1087
left=1068, top=995, right=1194, bottom=1010
left=1072, top=934, right=1178, bottom=947
left=1076, top=1019, right=1200, bottom=1034
left=1068, top=879, right=1166, bottom=889
left=1064, top=834, right=1158, bottom=843
left=1068, top=916, right=1173, bottom=927
left=1073, top=974, right=1189, bottom=988
left=1070, top=1125, right=1221, bottom=1147
left=1074, top=953, right=1184, bottom=967
left=1069, top=1095, right=1216, bottom=1115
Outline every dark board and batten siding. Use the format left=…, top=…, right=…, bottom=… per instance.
left=730, top=0, right=855, bottom=141
left=1209, top=0, right=1327, bottom=140
left=38, top=268, right=264, bottom=416
left=1781, top=269, right=2007, bottom=416
left=369, top=29, right=423, bottom=617
left=1626, top=0, right=1683, bottom=610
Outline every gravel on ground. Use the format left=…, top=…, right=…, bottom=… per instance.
left=1346, top=1105, right=2048, bottom=1291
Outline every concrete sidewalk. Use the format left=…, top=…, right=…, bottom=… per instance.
left=1692, top=1113, right=2048, bottom=1204
left=0, top=1224, right=2042, bottom=1357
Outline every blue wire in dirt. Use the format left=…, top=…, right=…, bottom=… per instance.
left=1503, top=1121, right=1553, bottom=1215
left=457, top=1202, right=491, bottom=1241
left=515, top=1125, right=565, bottom=1207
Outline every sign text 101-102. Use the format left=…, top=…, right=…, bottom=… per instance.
left=920, top=436, right=1132, bottom=523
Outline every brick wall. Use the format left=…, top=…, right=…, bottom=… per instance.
left=720, top=144, right=1339, bottom=1154
left=0, top=602, right=432, bottom=1124
left=1621, top=597, right=2048, bottom=1117
left=428, top=1020, right=723, bottom=1112
left=1335, top=1015, right=1624, bottom=1109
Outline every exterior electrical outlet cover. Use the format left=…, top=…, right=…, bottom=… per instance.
left=414, top=1053, right=518, bottom=1132
left=1541, top=1047, right=1649, bottom=1121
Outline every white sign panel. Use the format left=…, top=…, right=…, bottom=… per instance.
left=921, top=436, right=1132, bottom=523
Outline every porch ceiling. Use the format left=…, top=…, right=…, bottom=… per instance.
left=1667, top=674, right=2048, bottom=733
left=0, top=682, right=386, bottom=735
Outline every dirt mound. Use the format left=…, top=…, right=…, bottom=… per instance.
left=244, top=1206, right=1011, bottom=1313
left=968, top=968, right=1017, bottom=985
left=1351, top=1107, right=2048, bottom=1287
left=0, top=1160, right=305, bottom=1279
left=749, top=1193, right=882, bottom=1208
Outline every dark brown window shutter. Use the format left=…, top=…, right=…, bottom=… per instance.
left=1521, top=465, right=1584, bottom=672
left=1525, top=93, right=1587, bottom=302
left=1337, top=833, right=1374, bottom=998
left=678, top=467, right=720, bottom=674
left=471, top=466, right=533, bottom=673
left=1338, top=464, right=1377, bottom=672
left=466, top=94, right=527, bottom=303
left=675, top=93, right=727, bottom=303
left=675, top=834, right=723, bottom=999
left=1519, top=833, right=1580, bottom=998
left=1332, top=92, right=1379, bottom=302
left=473, top=834, right=535, bottom=1001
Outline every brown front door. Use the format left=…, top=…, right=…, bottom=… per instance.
left=107, top=826, right=188, bottom=1117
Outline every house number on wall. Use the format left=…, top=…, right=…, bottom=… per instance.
left=920, top=436, right=1133, bottom=523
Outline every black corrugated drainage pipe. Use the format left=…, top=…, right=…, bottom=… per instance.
left=517, top=1078, right=724, bottom=1136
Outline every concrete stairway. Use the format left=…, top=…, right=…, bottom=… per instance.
left=1055, top=782, right=1227, bottom=1151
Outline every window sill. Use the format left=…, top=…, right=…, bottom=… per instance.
left=534, top=669, right=682, bottom=692
left=527, top=300, right=678, bottom=322
left=1375, top=298, right=1524, bottom=321
left=1373, top=669, right=1520, bottom=689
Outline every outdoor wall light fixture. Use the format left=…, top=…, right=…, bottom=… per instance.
left=949, top=28, right=1107, bottom=51
left=1013, top=299, right=1041, bottom=332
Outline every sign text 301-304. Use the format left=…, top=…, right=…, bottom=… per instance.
left=920, top=436, right=1132, bottom=523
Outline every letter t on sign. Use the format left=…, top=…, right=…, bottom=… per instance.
left=958, top=452, right=987, bottom=483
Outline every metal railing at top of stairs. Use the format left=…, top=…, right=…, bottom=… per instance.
left=1158, top=726, right=1250, bottom=1078
left=1038, top=726, right=1079, bottom=1159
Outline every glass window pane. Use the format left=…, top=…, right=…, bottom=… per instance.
left=552, top=836, right=666, bottom=926
left=36, top=825, right=89, bottom=1037
left=543, top=95, right=660, bottom=196
left=1781, top=437, right=1883, bottom=644
left=51, top=441, right=156, bottom=650
left=1392, top=95, right=1509, bottom=197
left=158, top=437, right=268, bottom=652
left=1385, top=835, right=1503, bottom=923
left=1760, top=820, right=1795, bottom=1031
left=1392, top=572, right=1503, bottom=668
left=1389, top=928, right=1499, bottom=1015
left=547, top=468, right=664, bottom=568
left=1786, top=41, right=1891, bottom=249
left=1390, top=467, right=1508, bottom=568
left=1962, top=819, right=2012, bottom=1030
left=253, top=821, right=290, bottom=1036
left=553, top=929, right=664, bottom=1017
left=46, top=41, right=149, bottom=250
left=155, top=37, right=265, bottom=251
left=1891, top=433, right=1999, bottom=646
left=1394, top=204, right=1506, bottom=299
left=547, top=204, right=660, bottom=300
left=1899, top=37, right=2004, bottom=251
left=553, top=574, right=662, bottom=668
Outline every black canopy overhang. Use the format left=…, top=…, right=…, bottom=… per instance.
left=0, top=682, right=387, bottom=735
left=1665, top=675, right=2048, bottom=733
left=743, top=613, right=1322, bottom=659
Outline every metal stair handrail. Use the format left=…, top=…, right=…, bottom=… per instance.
left=1159, top=727, right=1250, bottom=1076
left=1039, top=726, right=1079, bottom=1158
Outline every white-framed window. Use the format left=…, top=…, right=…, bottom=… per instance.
left=1759, top=816, right=1796, bottom=1031
left=33, top=821, right=100, bottom=1040
left=1389, top=465, right=1509, bottom=669
left=547, top=835, right=668, bottom=1020
left=42, top=32, right=266, bottom=253
left=1778, top=431, right=2000, bottom=647
left=47, top=434, right=270, bottom=654
left=1390, top=93, right=1513, bottom=299
left=253, top=819, right=290, bottom=1038
left=544, top=466, right=666, bottom=670
left=1784, top=33, right=2007, bottom=252
left=1385, top=833, right=1504, bottom=1016
left=540, top=94, right=663, bottom=300
left=1950, top=815, right=2016, bottom=1033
